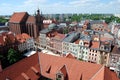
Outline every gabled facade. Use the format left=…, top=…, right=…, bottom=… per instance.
left=9, top=12, right=29, bottom=34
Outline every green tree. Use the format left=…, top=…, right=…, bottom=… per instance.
left=7, top=48, right=20, bottom=64
left=63, top=28, right=68, bottom=34
left=0, top=17, right=8, bottom=23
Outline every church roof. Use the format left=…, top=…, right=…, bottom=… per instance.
left=26, top=16, right=36, bottom=23
left=9, top=12, right=28, bottom=23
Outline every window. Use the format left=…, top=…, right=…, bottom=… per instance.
left=58, top=75, right=62, bottom=78
left=56, top=73, right=63, bottom=80
left=105, top=56, right=107, bottom=59
left=95, top=58, right=96, bottom=61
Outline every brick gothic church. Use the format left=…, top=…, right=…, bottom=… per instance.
left=9, top=9, right=44, bottom=38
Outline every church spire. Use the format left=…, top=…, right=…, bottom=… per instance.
left=37, top=8, right=40, bottom=15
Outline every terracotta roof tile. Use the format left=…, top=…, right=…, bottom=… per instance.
left=91, top=41, right=100, bottom=49
left=100, top=37, right=113, bottom=42
left=104, top=67, right=119, bottom=80
left=26, top=16, right=36, bottom=23
left=59, top=65, right=68, bottom=78
left=39, top=53, right=103, bottom=80
left=111, top=46, right=120, bottom=54
left=0, top=32, right=16, bottom=45
left=9, top=12, right=28, bottom=23
left=16, top=33, right=31, bottom=43
left=22, top=33, right=30, bottom=39
left=7, top=33, right=16, bottom=43
left=53, top=33, right=65, bottom=40
left=74, top=39, right=80, bottom=44
left=0, top=52, right=119, bottom=80
left=0, top=53, right=39, bottom=80
left=65, top=53, right=76, bottom=59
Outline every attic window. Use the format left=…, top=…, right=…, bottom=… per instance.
left=21, top=72, right=31, bottom=80
left=56, top=73, right=63, bottom=80
left=31, top=67, right=39, bottom=75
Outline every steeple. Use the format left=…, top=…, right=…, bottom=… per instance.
left=37, top=8, right=40, bottom=15
left=35, top=8, right=44, bottom=32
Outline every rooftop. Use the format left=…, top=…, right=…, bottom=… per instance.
left=0, top=52, right=119, bottom=80
left=26, top=16, right=36, bottom=23
left=9, top=12, right=28, bottom=23
left=40, top=28, right=51, bottom=34
left=63, top=32, right=80, bottom=42
left=90, top=41, right=100, bottom=50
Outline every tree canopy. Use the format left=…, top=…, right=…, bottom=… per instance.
left=0, top=17, right=8, bottom=23
left=70, top=14, right=120, bottom=24
left=7, top=48, right=20, bottom=64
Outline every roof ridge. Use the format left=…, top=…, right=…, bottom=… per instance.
left=89, top=65, right=104, bottom=80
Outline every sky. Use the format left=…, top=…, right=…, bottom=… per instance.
left=0, top=0, right=120, bottom=15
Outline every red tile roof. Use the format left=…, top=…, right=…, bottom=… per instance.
left=22, top=33, right=31, bottom=39
left=9, top=12, right=28, bottom=23
left=0, top=32, right=16, bottom=46
left=7, top=33, right=16, bottom=43
left=39, top=53, right=103, bottom=80
left=59, top=65, right=68, bottom=78
left=103, top=22, right=108, bottom=27
left=104, top=67, right=119, bottom=80
left=16, top=33, right=31, bottom=43
left=26, top=16, right=36, bottom=23
left=65, top=53, right=76, bottom=59
left=90, top=41, right=100, bottom=49
left=90, top=66, right=119, bottom=80
left=0, top=53, right=39, bottom=80
left=53, top=33, right=65, bottom=40
left=74, top=39, right=80, bottom=44
left=111, top=46, right=120, bottom=54
left=100, top=37, right=113, bottom=42
left=0, top=52, right=119, bottom=80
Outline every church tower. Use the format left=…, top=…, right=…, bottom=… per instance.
left=35, top=9, right=44, bottom=32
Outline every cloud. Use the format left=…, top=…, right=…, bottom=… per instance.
left=0, top=0, right=120, bottom=15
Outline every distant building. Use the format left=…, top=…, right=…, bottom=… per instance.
left=9, top=9, right=44, bottom=38
left=9, top=12, right=29, bottom=34
left=0, top=31, right=17, bottom=54
left=51, top=33, right=65, bottom=54
left=43, top=19, right=53, bottom=28
left=0, top=31, right=34, bottom=54
left=39, top=23, right=58, bottom=48
left=114, top=14, right=120, bottom=18
left=109, top=46, right=120, bottom=77
left=62, top=32, right=80, bottom=54
left=16, top=33, right=35, bottom=52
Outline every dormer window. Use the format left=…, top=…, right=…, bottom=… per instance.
left=56, top=72, right=63, bottom=80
